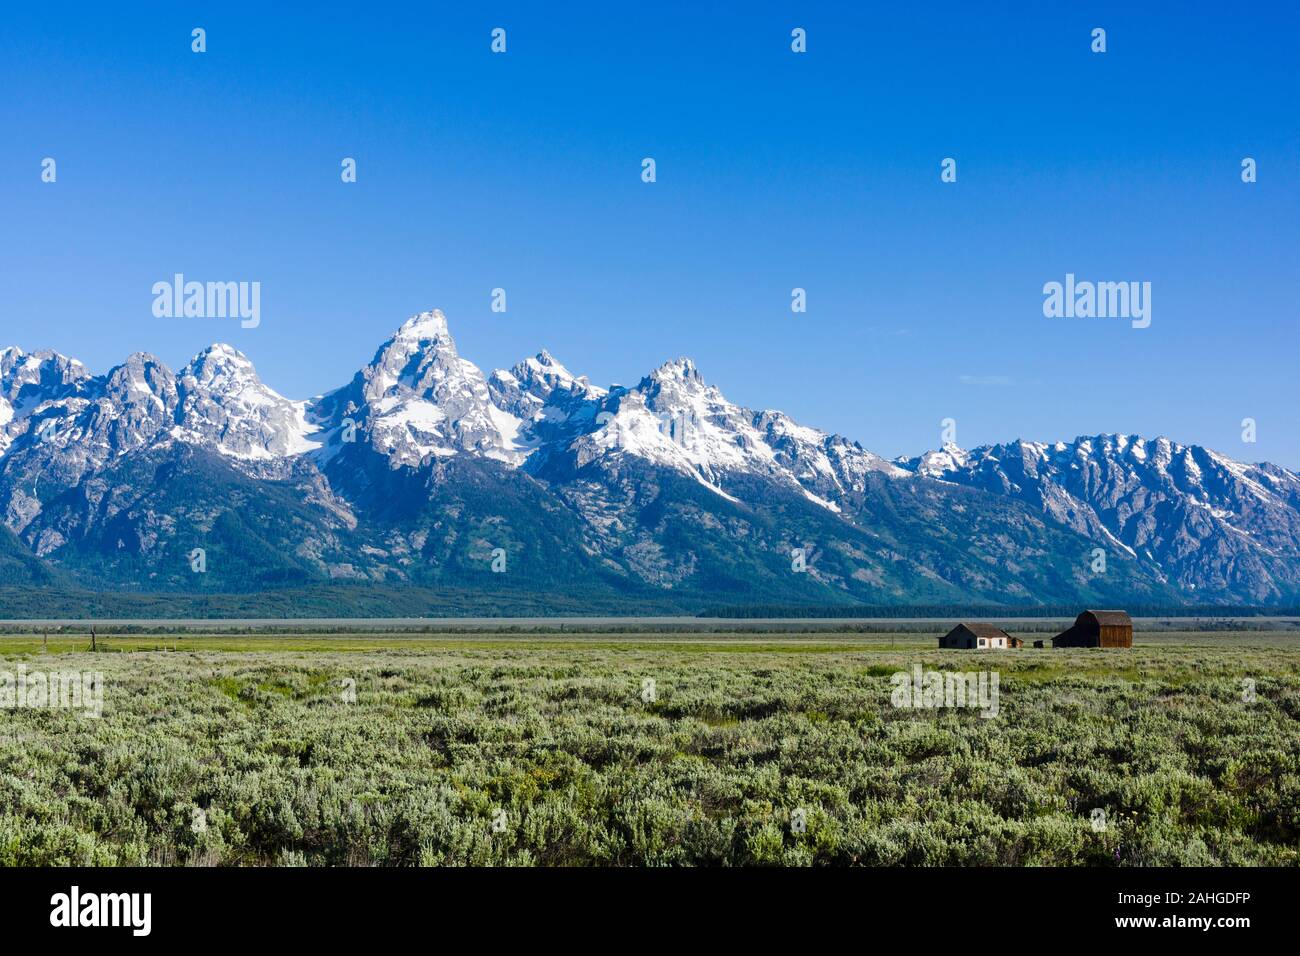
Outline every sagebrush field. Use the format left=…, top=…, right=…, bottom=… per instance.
left=1, top=632, right=1297, bottom=866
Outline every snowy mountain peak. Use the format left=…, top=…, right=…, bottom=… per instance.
left=0, top=347, right=88, bottom=401
left=395, top=309, right=451, bottom=341
left=523, top=349, right=573, bottom=380
left=184, top=343, right=260, bottom=382
left=0, top=348, right=92, bottom=459
left=105, top=353, right=175, bottom=397
left=651, top=357, right=704, bottom=385
left=561, top=352, right=910, bottom=510
left=519, top=350, right=601, bottom=397
left=175, top=344, right=317, bottom=461
left=318, top=309, right=526, bottom=468
left=192, top=342, right=250, bottom=361
left=363, top=312, right=467, bottom=401
left=908, top=443, right=970, bottom=478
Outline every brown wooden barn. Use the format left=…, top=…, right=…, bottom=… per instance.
left=1051, top=610, right=1133, bottom=648
left=939, top=623, right=1013, bottom=649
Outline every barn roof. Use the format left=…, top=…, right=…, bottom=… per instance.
left=954, top=622, right=1011, bottom=638
left=1082, top=610, right=1132, bottom=626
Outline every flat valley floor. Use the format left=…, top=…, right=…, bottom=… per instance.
left=1, top=631, right=1297, bottom=866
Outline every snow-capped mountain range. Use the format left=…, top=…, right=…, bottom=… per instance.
left=898, top=436, right=1300, bottom=601
left=2, top=309, right=1297, bottom=609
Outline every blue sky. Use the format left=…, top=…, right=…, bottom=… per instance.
left=3, top=2, right=1298, bottom=465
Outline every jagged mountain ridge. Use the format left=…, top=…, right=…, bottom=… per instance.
left=900, top=435, right=1300, bottom=602
left=0, top=309, right=1295, bottom=607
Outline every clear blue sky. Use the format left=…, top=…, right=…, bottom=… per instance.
left=3, top=2, right=1298, bottom=465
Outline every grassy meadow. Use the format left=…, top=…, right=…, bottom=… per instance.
left=0, top=630, right=1297, bottom=866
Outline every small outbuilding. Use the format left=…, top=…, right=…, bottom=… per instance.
left=939, top=622, right=1013, bottom=649
left=1051, top=610, right=1133, bottom=648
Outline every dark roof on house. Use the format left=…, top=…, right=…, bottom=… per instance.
left=1082, top=610, right=1132, bottom=626
left=953, top=622, right=1011, bottom=638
